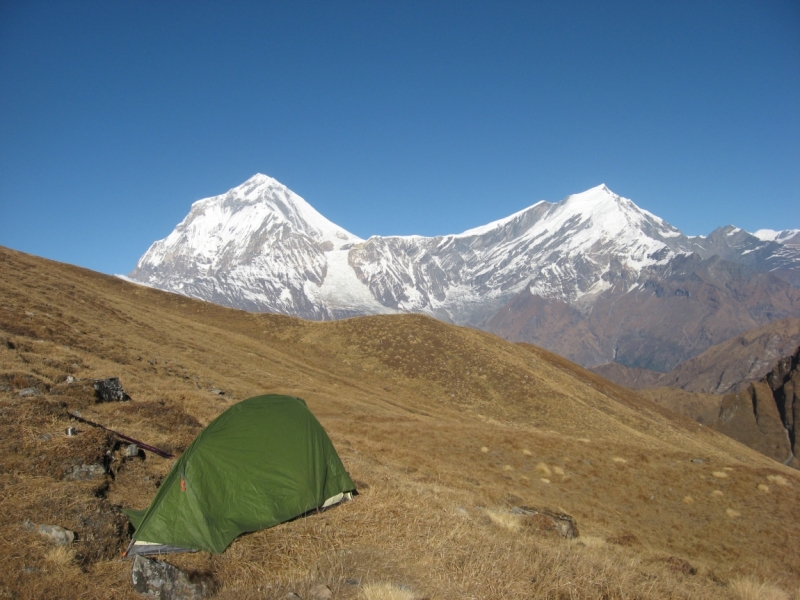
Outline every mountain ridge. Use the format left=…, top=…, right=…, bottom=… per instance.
left=129, top=175, right=800, bottom=371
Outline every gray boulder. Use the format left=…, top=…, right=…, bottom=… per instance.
left=93, top=377, right=130, bottom=402
left=131, top=555, right=211, bottom=599
left=24, top=521, right=75, bottom=546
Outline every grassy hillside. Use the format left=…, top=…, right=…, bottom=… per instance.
left=1, top=245, right=799, bottom=599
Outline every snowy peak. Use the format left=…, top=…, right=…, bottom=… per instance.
left=135, top=174, right=361, bottom=272
left=556, top=184, right=679, bottom=237
left=755, top=229, right=800, bottom=247
left=191, top=173, right=361, bottom=248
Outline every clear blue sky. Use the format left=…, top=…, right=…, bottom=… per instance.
left=1, top=1, right=798, bottom=275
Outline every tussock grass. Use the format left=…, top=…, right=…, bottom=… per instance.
left=44, top=546, right=76, bottom=569
left=729, top=577, right=793, bottom=600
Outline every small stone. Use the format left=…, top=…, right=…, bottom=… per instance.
left=66, top=375, right=75, bottom=383
left=124, top=444, right=140, bottom=458
left=131, top=555, right=210, bottom=599
left=691, top=458, right=705, bottom=463
left=210, top=388, right=225, bottom=396
left=36, top=524, right=75, bottom=546
left=309, top=584, right=332, bottom=600
left=18, top=387, right=39, bottom=397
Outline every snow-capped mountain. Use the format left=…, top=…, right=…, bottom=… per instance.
left=346, top=184, right=698, bottom=324
left=130, top=174, right=384, bottom=319
left=129, top=174, right=800, bottom=370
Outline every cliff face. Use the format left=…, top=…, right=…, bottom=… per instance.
left=713, top=347, right=800, bottom=468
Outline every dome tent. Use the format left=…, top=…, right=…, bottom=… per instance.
left=123, top=394, right=355, bottom=556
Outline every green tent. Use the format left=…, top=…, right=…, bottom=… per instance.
left=123, top=394, right=355, bottom=555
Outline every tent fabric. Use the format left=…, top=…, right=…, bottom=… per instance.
left=123, top=394, right=355, bottom=555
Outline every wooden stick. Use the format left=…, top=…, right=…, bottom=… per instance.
left=67, top=411, right=175, bottom=458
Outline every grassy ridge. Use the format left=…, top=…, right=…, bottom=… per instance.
left=1, top=245, right=799, bottom=599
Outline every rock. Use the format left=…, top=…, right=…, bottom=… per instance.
left=18, top=387, right=39, bottom=397
left=66, top=375, right=75, bottom=383
left=28, top=523, right=75, bottom=546
left=124, top=444, right=141, bottom=458
left=309, top=584, right=332, bottom=599
left=711, top=346, right=800, bottom=468
left=64, top=463, right=106, bottom=481
left=131, top=555, right=211, bottom=599
left=209, top=388, right=225, bottom=396
left=691, top=458, right=705, bottom=463
left=93, top=377, right=130, bottom=402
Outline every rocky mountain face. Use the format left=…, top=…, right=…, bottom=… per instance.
left=713, top=346, right=800, bottom=468
left=487, top=254, right=800, bottom=371
left=129, top=174, right=800, bottom=372
left=592, top=318, right=800, bottom=393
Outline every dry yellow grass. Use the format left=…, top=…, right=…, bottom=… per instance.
left=360, top=583, right=416, bottom=600
left=729, top=577, right=795, bottom=600
left=485, top=509, right=522, bottom=532
left=1, top=246, right=800, bottom=599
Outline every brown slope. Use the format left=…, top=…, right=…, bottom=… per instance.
left=2, top=245, right=800, bottom=599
